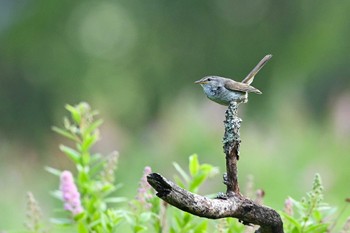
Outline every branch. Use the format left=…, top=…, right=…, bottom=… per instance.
left=147, top=101, right=284, bottom=233
left=148, top=173, right=283, bottom=233
left=223, top=102, right=241, bottom=196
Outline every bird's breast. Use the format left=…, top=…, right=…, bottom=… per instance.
left=203, top=85, right=247, bottom=105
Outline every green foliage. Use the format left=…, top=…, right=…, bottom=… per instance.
left=25, top=192, right=47, bottom=233
left=173, top=154, right=219, bottom=193
left=170, top=154, right=219, bottom=233
left=125, top=166, right=164, bottom=233
left=18, top=102, right=350, bottom=233
left=50, top=102, right=125, bottom=232
left=281, top=174, right=337, bottom=233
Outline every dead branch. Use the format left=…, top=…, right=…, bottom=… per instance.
left=147, top=102, right=284, bottom=233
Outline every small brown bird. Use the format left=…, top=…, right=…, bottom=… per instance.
left=195, top=54, right=272, bottom=105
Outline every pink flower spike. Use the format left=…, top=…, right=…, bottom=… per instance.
left=59, top=170, right=84, bottom=216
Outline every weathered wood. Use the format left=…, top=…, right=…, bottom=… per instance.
left=147, top=101, right=284, bottom=233
left=223, top=102, right=241, bottom=196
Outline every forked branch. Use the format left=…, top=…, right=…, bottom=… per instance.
left=147, top=102, right=284, bottom=233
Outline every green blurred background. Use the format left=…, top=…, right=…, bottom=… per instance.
left=1, top=0, right=350, bottom=230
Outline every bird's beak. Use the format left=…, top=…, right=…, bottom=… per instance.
left=194, top=80, right=207, bottom=84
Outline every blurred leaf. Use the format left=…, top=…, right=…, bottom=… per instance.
left=104, top=197, right=127, bottom=203
left=304, top=223, right=328, bottom=233
left=83, top=119, right=103, bottom=138
left=50, top=190, right=62, bottom=200
left=77, top=164, right=90, bottom=183
left=280, top=212, right=301, bottom=231
left=189, top=154, right=199, bottom=177
left=81, top=151, right=90, bottom=165
left=77, top=221, right=89, bottom=233
left=139, top=212, right=152, bottom=223
left=74, top=212, right=86, bottom=221
left=183, top=212, right=192, bottom=226
left=50, top=218, right=73, bottom=225
left=173, top=162, right=190, bottom=183
left=189, top=173, right=207, bottom=192
left=173, top=175, right=185, bottom=189
left=313, top=209, right=323, bottom=222
left=65, top=104, right=81, bottom=124
left=194, top=220, right=208, bottom=233
left=81, top=133, right=98, bottom=152
left=59, top=145, right=80, bottom=163
left=134, top=225, right=147, bottom=233
left=45, top=166, right=62, bottom=176
left=88, top=219, right=101, bottom=228
left=52, top=126, right=78, bottom=141
left=200, top=164, right=219, bottom=177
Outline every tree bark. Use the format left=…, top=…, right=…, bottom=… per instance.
left=147, top=101, right=284, bottom=233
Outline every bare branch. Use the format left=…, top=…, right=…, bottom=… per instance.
left=147, top=173, right=283, bottom=233
left=147, top=101, right=284, bottom=233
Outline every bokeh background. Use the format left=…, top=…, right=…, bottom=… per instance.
left=1, top=0, right=350, bottom=230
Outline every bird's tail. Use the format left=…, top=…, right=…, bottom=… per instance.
left=241, top=54, right=272, bottom=85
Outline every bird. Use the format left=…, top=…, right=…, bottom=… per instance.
left=195, top=54, right=272, bottom=106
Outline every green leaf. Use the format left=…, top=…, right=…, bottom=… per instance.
left=189, top=165, right=218, bottom=192
left=74, top=211, right=86, bottom=221
left=194, top=220, right=208, bottom=233
left=88, top=219, right=101, bottom=228
left=200, top=164, right=219, bottom=177
left=65, top=104, right=81, bottom=124
left=50, top=190, right=62, bottom=200
left=77, top=220, right=89, bottom=233
left=81, top=151, right=90, bottom=165
left=50, top=218, right=73, bottom=225
left=280, top=212, right=301, bottom=231
left=304, top=223, right=328, bottom=233
left=189, top=173, right=207, bottom=192
left=83, top=119, right=103, bottom=138
left=173, top=175, right=185, bottom=188
left=81, top=133, right=98, bottom=152
left=134, top=225, right=147, bottom=233
left=101, top=184, right=124, bottom=197
left=173, top=162, right=190, bottom=183
left=45, top=166, right=62, bottom=176
left=183, top=212, right=192, bottom=226
left=59, top=145, right=80, bottom=163
left=104, top=197, right=128, bottom=203
left=312, top=209, right=323, bottom=222
left=139, top=212, right=152, bottom=223
left=189, top=154, right=199, bottom=177
left=174, top=213, right=183, bottom=228
left=52, top=126, right=78, bottom=141
left=77, top=165, right=90, bottom=183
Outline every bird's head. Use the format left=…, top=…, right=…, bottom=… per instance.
left=194, top=76, right=223, bottom=89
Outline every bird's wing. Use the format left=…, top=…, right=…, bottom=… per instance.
left=224, top=79, right=262, bottom=94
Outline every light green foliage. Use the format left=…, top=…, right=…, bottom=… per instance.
left=49, top=102, right=125, bottom=232
left=171, top=155, right=246, bottom=233
left=174, top=154, right=219, bottom=193
left=170, top=154, right=218, bottom=233
left=18, top=103, right=350, bottom=233
left=281, top=174, right=337, bottom=233
left=125, top=166, right=164, bottom=233
left=25, top=192, right=47, bottom=233
left=215, top=218, right=245, bottom=233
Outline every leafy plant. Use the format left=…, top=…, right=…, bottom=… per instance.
left=19, top=102, right=350, bottom=233
left=125, top=166, right=165, bottom=233
left=281, top=174, right=336, bottom=233
left=170, top=154, right=218, bottom=233
left=48, top=102, right=126, bottom=232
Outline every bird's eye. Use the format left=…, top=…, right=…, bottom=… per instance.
left=207, top=78, right=211, bottom=81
